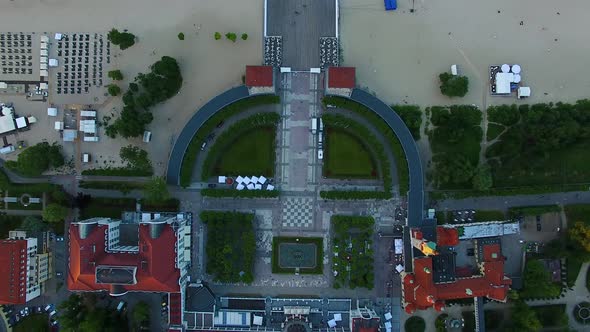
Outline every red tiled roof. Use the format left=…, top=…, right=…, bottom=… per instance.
left=328, top=67, right=355, bottom=89
left=68, top=223, right=180, bottom=293
left=245, top=66, right=273, bottom=87
left=0, top=240, right=28, bottom=304
left=436, top=227, right=459, bottom=246
left=483, top=243, right=502, bottom=261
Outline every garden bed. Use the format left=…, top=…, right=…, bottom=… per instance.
left=331, top=215, right=374, bottom=289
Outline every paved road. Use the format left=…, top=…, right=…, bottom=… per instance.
left=435, top=191, right=590, bottom=211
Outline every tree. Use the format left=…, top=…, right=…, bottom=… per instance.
left=120, top=145, right=152, bottom=173
left=129, top=82, right=139, bottom=92
left=472, top=164, right=493, bottom=190
left=5, top=142, right=64, bottom=176
left=43, top=203, right=68, bottom=224
left=107, top=28, right=136, bottom=50
left=225, top=32, right=237, bottom=42
left=404, top=316, right=426, bottom=332
left=178, top=32, right=185, bottom=40
left=521, top=259, right=562, bottom=298
left=107, top=84, right=121, bottom=96
left=432, top=154, right=476, bottom=187
left=143, top=176, right=170, bottom=202
left=214, top=32, right=221, bottom=40
left=394, top=105, right=422, bottom=140
left=132, top=301, right=150, bottom=330
left=241, top=33, right=248, bottom=40
left=108, top=70, right=123, bottom=81
left=569, top=222, right=590, bottom=252
left=21, top=216, right=48, bottom=233
left=508, top=301, right=542, bottom=332
left=439, top=72, right=469, bottom=97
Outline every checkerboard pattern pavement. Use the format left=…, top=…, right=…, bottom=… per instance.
left=281, top=197, right=314, bottom=228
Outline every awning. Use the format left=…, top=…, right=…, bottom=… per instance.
left=15, top=117, right=27, bottom=128
left=328, top=319, right=337, bottom=328
left=218, top=176, right=226, bottom=184
left=48, top=108, right=57, bottom=116
left=54, top=33, right=63, bottom=40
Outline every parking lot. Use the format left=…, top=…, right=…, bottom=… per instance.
left=520, top=212, right=562, bottom=242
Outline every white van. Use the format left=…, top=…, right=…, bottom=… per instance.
left=0, top=145, right=15, bottom=154
left=116, top=301, right=126, bottom=312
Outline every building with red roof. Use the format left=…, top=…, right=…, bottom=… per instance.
left=245, top=66, right=275, bottom=94
left=401, top=226, right=513, bottom=313
left=68, top=215, right=191, bottom=296
left=326, top=67, right=355, bottom=96
left=0, top=230, right=51, bottom=304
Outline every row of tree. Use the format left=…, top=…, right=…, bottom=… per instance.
left=180, top=95, right=280, bottom=187
left=106, top=56, right=183, bottom=138
left=393, top=104, right=422, bottom=140
left=200, top=211, right=256, bottom=283
left=322, top=96, right=409, bottom=194
left=332, top=216, right=374, bottom=289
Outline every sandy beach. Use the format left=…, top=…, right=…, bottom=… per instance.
left=340, top=0, right=590, bottom=107
left=0, top=0, right=263, bottom=174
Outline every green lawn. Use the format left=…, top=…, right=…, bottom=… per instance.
left=486, top=123, right=505, bottom=141
left=491, top=139, right=590, bottom=187
left=531, top=305, right=568, bottom=328
left=567, top=256, right=585, bottom=287
left=14, top=313, right=49, bottom=332
left=79, top=197, right=136, bottom=219
left=324, top=128, right=377, bottom=179
left=213, top=127, right=275, bottom=177
left=565, top=204, right=590, bottom=225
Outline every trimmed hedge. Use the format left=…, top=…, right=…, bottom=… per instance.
left=79, top=181, right=145, bottom=193
left=272, top=236, right=324, bottom=274
left=509, top=205, right=561, bottom=217
left=201, top=112, right=279, bottom=180
left=179, top=95, right=280, bottom=187
left=322, top=96, right=409, bottom=195
left=201, top=188, right=279, bottom=198
left=141, top=198, right=180, bottom=212
left=320, top=113, right=392, bottom=200
left=81, top=168, right=153, bottom=176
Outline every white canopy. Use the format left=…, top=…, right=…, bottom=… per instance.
left=253, top=316, right=263, bottom=326
left=334, top=313, right=342, bottom=322
left=48, top=107, right=57, bottom=116
left=49, top=58, right=58, bottom=67
left=501, top=64, right=510, bottom=73
left=40, top=63, right=48, bottom=70
left=80, top=110, right=96, bottom=117
left=15, top=117, right=27, bottom=128
left=518, top=87, right=531, bottom=98
left=394, top=238, right=403, bottom=254
left=40, top=36, right=49, bottom=42
left=39, top=82, right=48, bottom=90
left=251, top=176, right=259, bottom=183
left=327, top=319, right=337, bottom=328
left=495, top=72, right=513, bottom=94
left=247, top=183, right=255, bottom=190
left=40, top=49, right=48, bottom=57
left=511, top=64, right=521, bottom=74
left=266, top=184, right=275, bottom=191
left=385, top=322, right=392, bottom=329
left=54, top=33, right=63, bottom=40
left=451, top=64, right=458, bottom=76
left=258, top=175, right=267, bottom=184
left=218, top=176, right=226, bottom=184
left=395, top=264, right=404, bottom=273
left=243, top=176, right=251, bottom=184
left=0, top=115, right=16, bottom=134
left=54, top=121, right=64, bottom=130
left=384, top=312, right=393, bottom=321
left=236, top=184, right=245, bottom=190
left=40, top=57, right=47, bottom=64
left=40, top=42, right=48, bottom=50
left=513, top=74, right=521, bottom=83
left=255, top=184, right=262, bottom=190
left=236, top=176, right=244, bottom=184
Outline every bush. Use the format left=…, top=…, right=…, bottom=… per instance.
left=179, top=95, right=280, bottom=187
left=82, top=145, right=153, bottom=176
left=439, top=72, right=469, bottom=97
left=107, top=70, right=123, bottom=81
left=107, top=84, right=121, bottom=96
left=225, top=32, right=237, bottom=42
left=404, top=316, right=425, bottom=332
left=79, top=181, right=144, bottom=193
left=332, top=216, right=374, bottom=289
left=6, top=142, right=64, bottom=176
left=508, top=205, right=561, bottom=217
left=107, top=28, right=136, bottom=50
left=177, top=32, right=185, bottom=40
left=241, top=33, right=248, bottom=40
left=322, top=96, right=409, bottom=195
left=393, top=105, right=422, bottom=140
left=214, top=32, right=221, bottom=40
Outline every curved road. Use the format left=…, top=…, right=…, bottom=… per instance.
left=166, top=85, right=251, bottom=185
left=349, top=89, right=425, bottom=226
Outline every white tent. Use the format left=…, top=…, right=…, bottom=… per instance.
left=40, top=70, right=49, bottom=77
left=394, top=238, right=403, bottom=254
left=40, top=49, right=48, bottom=57
left=40, top=57, right=48, bottom=64
left=266, top=184, right=275, bottom=191
left=518, top=87, right=531, bottom=98
left=236, top=184, right=245, bottom=190
left=54, top=33, right=63, bottom=40
left=40, top=35, right=49, bottom=42
left=0, top=115, right=16, bottom=134
left=243, top=176, right=251, bottom=184
left=384, top=312, right=393, bottom=321
left=54, top=121, right=64, bottom=130
left=395, top=264, right=404, bottom=273
left=49, top=58, right=58, bottom=67
left=218, top=176, right=226, bottom=184
left=327, top=320, right=337, bottom=328
left=251, top=176, right=259, bottom=183
left=451, top=64, right=458, bottom=76
left=15, top=117, right=27, bottom=128
left=39, top=82, right=48, bottom=90
left=334, top=313, right=342, bottom=322
left=513, top=74, right=521, bottom=83
left=255, top=184, right=262, bottom=190
left=495, top=72, right=513, bottom=94
left=40, top=63, right=48, bottom=70
left=511, top=64, right=521, bottom=74
left=236, top=176, right=244, bottom=184
left=47, top=108, right=57, bottom=116
left=247, top=183, right=255, bottom=190
left=501, top=64, right=510, bottom=73
left=40, top=42, right=48, bottom=50
left=258, top=175, right=267, bottom=184
left=253, top=316, right=263, bottom=326
left=80, top=110, right=96, bottom=117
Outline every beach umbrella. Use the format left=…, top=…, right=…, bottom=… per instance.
left=513, top=74, right=521, bottom=83
left=512, top=64, right=521, bottom=73
left=501, top=64, right=510, bottom=73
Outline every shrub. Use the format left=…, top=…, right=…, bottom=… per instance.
left=404, top=316, right=425, bottom=332
left=107, top=28, right=136, bottom=50
left=225, top=32, right=237, bottom=42
left=241, top=33, right=248, bottom=40
left=5, top=142, right=64, bottom=176
left=439, top=72, right=469, bottom=97
left=177, top=32, right=185, bottom=40
left=107, top=84, right=121, bottom=96
left=107, top=70, right=123, bottom=81
left=214, top=32, right=221, bottom=40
